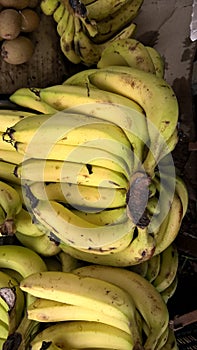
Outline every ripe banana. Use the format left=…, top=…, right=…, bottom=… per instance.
left=15, top=142, right=131, bottom=180
left=62, top=68, right=97, bottom=86
left=153, top=244, right=179, bottom=293
left=27, top=298, right=132, bottom=335
left=58, top=250, right=83, bottom=272
left=0, top=149, right=24, bottom=165
left=60, top=13, right=81, bottom=64
left=20, top=270, right=139, bottom=338
left=0, top=132, right=16, bottom=151
left=15, top=231, right=61, bottom=257
left=72, top=206, right=127, bottom=226
left=89, top=66, right=179, bottom=176
left=0, top=245, right=47, bottom=278
left=92, top=0, right=143, bottom=44
left=53, top=1, right=64, bottom=22
left=160, top=275, right=178, bottom=304
left=0, top=160, right=21, bottom=185
left=0, top=109, right=37, bottom=132
left=145, top=253, right=161, bottom=283
left=40, top=0, right=60, bottom=16
left=0, top=180, right=22, bottom=236
left=0, top=320, right=8, bottom=340
left=15, top=207, right=46, bottom=238
left=146, top=46, right=165, bottom=78
left=56, top=6, right=69, bottom=36
left=85, top=0, right=128, bottom=22
left=28, top=181, right=127, bottom=209
left=30, top=321, right=134, bottom=350
left=97, top=38, right=156, bottom=74
left=9, top=88, right=57, bottom=114
left=26, top=197, right=135, bottom=251
left=160, top=327, right=178, bottom=350
left=175, top=174, right=189, bottom=217
left=74, top=264, right=170, bottom=350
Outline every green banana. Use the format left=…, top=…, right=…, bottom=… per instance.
left=60, top=13, right=81, bottom=64
left=28, top=181, right=127, bottom=209
left=160, top=276, right=178, bottom=304
left=53, top=1, right=65, bottom=22
left=146, top=46, right=165, bottom=78
left=0, top=180, right=22, bottom=236
left=0, top=160, right=21, bottom=185
left=74, top=264, right=170, bottom=350
left=56, top=6, right=69, bottom=36
left=85, top=0, right=128, bottom=21
left=40, top=0, right=60, bottom=16
left=30, top=321, right=134, bottom=350
left=89, top=66, right=179, bottom=176
left=97, top=38, right=156, bottom=74
left=175, top=174, right=188, bottom=217
left=27, top=298, right=132, bottom=335
left=145, top=253, right=161, bottom=283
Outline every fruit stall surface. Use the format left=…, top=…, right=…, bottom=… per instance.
left=0, top=0, right=197, bottom=349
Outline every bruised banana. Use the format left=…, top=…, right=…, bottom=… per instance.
left=20, top=270, right=139, bottom=339
left=27, top=298, right=132, bottom=335
left=92, top=0, right=143, bottom=44
left=28, top=181, right=127, bottom=209
left=26, top=197, right=135, bottom=251
left=89, top=66, right=179, bottom=176
left=97, top=38, right=156, bottom=74
left=0, top=160, right=21, bottom=185
left=30, top=321, right=134, bottom=350
left=74, top=264, right=169, bottom=350
left=0, top=180, right=22, bottom=236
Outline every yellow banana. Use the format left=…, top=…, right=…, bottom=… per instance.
left=0, top=160, right=21, bottom=185
left=146, top=46, right=165, bottom=78
left=53, top=1, right=64, bottom=22
left=60, top=13, right=81, bottom=64
left=56, top=6, right=69, bottom=36
left=89, top=66, right=179, bottom=176
left=15, top=231, right=61, bottom=257
left=160, top=327, right=178, bottom=350
left=30, top=321, right=134, bottom=350
left=153, top=244, right=179, bottom=293
left=85, top=0, right=128, bottom=21
left=28, top=197, right=135, bottom=251
left=40, top=0, right=60, bottom=16
left=0, top=109, right=38, bottom=132
left=175, top=174, right=188, bottom=217
left=20, top=270, right=139, bottom=340
left=0, top=320, right=8, bottom=340
left=72, top=206, right=127, bottom=226
left=58, top=250, right=83, bottom=272
left=0, top=132, right=18, bottom=151
left=0, top=149, right=24, bottom=165
left=129, top=260, right=148, bottom=277
left=62, top=68, right=97, bottom=86
left=160, top=276, right=178, bottom=304
left=97, top=38, right=156, bottom=74
left=0, top=180, right=22, bottom=236
left=74, top=264, right=170, bottom=350
left=9, top=88, right=57, bottom=114
left=28, top=181, right=127, bottom=209
left=43, top=256, right=62, bottom=271
left=15, top=207, right=46, bottom=238
left=145, top=253, right=161, bottom=283
left=92, top=0, right=143, bottom=44
left=27, top=298, right=132, bottom=335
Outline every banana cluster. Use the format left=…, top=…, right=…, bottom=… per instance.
left=39, top=0, right=143, bottom=65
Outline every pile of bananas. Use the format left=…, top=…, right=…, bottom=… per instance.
left=39, top=0, right=143, bottom=65
left=0, top=241, right=179, bottom=349
left=0, top=38, right=188, bottom=349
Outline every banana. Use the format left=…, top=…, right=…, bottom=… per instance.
left=146, top=196, right=160, bottom=217
left=146, top=46, right=165, bottom=78
left=97, top=38, right=156, bottom=74
left=154, top=325, right=169, bottom=350
left=157, top=127, right=179, bottom=164
left=0, top=132, right=18, bottom=151
left=0, top=245, right=47, bottom=278
left=40, top=0, right=60, bottom=16
left=153, top=244, right=179, bottom=293
left=53, top=1, right=65, bottom=22
left=0, top=320, right=8, bottom=340
left=92, top=0, right=143, bottom=44
left=0, top=338, right=6, bottom=348
left=20, top=270, right=140, bottom=340
left=160, top=328, right=178, bottom=350
left=27, top=298, right=132, bottom=335
left=85, top=0, right=128, bottom=21
left=15, top=142, right=131, bottom=180
left=160, top=275, right=178, bottom=304
left=15, top=207, right=46, bottom=238
left=129, top=260, right=148, bottom=277
left=61, top=225, right=155, bottom=266
left=26, top=197, right=135, bottom=251
left=0, top=149, right=24, bottom=165
left=89, top=66, right=179, bottom=176
left=0, top=270, right=25, bottom=333
left=28, top=181, right=127, bottom=209
left=9, top=88, right=57, bottom=114
left=62, top=68, right=97, bottom=86
left=69, top=3, right=98, bottom=38
left=0, top=160, right=21, bottom=185
left=0, top=109, right=38, bottom=132
left=14, top=159, right=129, bottom=190
left=175, top=175, right=189, bottom=217
left=58, top=250, right=83, bottom=272
left=0, top=180, right=22, bottom=236
left=74, top=264, right=170, bottom=350
left=56, top=6, right=69, bottom=36
left=72, top=206, right=127, bottom=226
left=15, top=231, right=61, bottom=257
left=145, top=253, right=161, bottom=283
left=60, top=13, right=81, bottom=64
left=30, top=321, right=134, bottom=350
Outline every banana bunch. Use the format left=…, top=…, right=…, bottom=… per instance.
left=39, top=0, right=143, bottom=65
left=17, top=265, right=178, bottom=350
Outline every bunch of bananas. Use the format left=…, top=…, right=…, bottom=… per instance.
left=39, top=0, right=143, bottom=65
left=0, top=242, right=178, bottom=349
